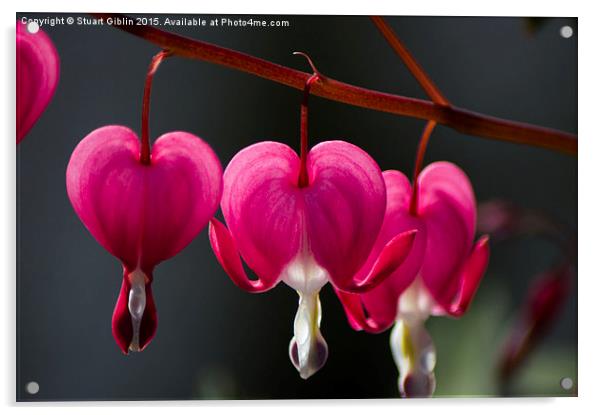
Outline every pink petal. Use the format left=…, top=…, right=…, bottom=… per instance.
left=339, top=229, right=417, bottom=293
left=208, top=218, right=279, bottom=293
left=333, top=228, right=417, bottom=332
left=417, top=162, right=477, bottom=309
left=304, top=141, right=387, bottom=289
left=17, top=21, right=59, bottom=143
left=446, top=235, right=490, bottom=317
left=220, top=140, right=387, bottom=290
left=336, top=171, right=426, bottom=332
left=140, top=131, right=223, bottom=270
left=66, top=126, right=223, bottom=272
left=67, top=126, right=144, bottom=269
left=334, top=289, right=385, bottom=333
left=417, top=161, right=476, bottom=238
left=221, top=141, right=305, bottom=287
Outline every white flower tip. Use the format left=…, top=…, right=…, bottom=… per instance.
left=288, top=290, right=329, bottom=379
left=289, top=335, right=328, bottom=380
left=390, top=318, right=437, bottom=398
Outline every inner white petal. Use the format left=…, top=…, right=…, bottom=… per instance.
left=390, top=318, right=437, bottom=398
left=127, top=268, right=147, bottom=352
left=391, top=279, right=438, bottom=397
left=281, top=253, right=329, bottom=294
left=289, top=290, right=328, bottom=380
left=281, top=253, right=329, bottom=379
left=397, top=277, right=433, bottom=323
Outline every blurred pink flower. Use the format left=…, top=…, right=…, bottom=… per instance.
left=477, top=199, right=520, bottom=240
left=498, top=265, right=572, bottom=381
left=17, top=21, right=60, bottom=143
left=336, top=162, right=489, bottom=397
left=67, top=126, right=223, bottom=353
left=209, top=140, right=416, bottom=379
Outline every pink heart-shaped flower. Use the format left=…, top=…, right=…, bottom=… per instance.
left=67, top=125, right=223, bottom=353
left=337, top=162, right=490, bottom=332
left=212, top=140, right=415, bottom=294
left=17, top=21, right=60, bottom=143
left=333, top=161, right=489, bottom=399
left=210, top=139, right=416, bottom=378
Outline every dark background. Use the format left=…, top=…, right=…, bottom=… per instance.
left=16, top=13, right=577, bottom=400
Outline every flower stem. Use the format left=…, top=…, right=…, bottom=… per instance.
left=409, top=121, right=437, bottom=216
left=140, top=50, right=171, bottom=165
left=370, top=16, right=449, bottom=107
left=294, top=52, right=321, bottom=188
left=91, top=13, right=577, bottom=156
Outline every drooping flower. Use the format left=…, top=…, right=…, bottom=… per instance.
left=66, top=51, right=223, bottom=353
left=336, top=122, right=489, bottom=397
left=210, top=140, right=416, bottom=378
left=209, top=56, right=417, bottom=379
left=497, top=265, right=572, bottom=382
left=16, top=20, right=60, bottom=143
left=476, top=200, right=574, bottom=382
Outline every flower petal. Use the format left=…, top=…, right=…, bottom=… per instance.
left=141, top=131, right=223, bottom=270
left=417, top=162, right=477, bottom=309
left=17, top=21, right=60, bottom=143
left=446, top=235, right=490, bottom=317
left=334, top=289, right=387, bottom=333
left=221, top=141, right=304, bottom=286
left=336, top=229, right=417, bottom=293
left=390, top=318, right=436, bottom=398
left=66, top=126, right=144, bottom=270
left=417, top=161, right=476, bottom=238
left=111, top=268, right=157, bottom=354
left=304, top=140, right=387, bottom=289
left=335, top=171, right=426, bottom=331
left=208, top=218, right=279, bottom=293
left=288, top=291, right=328, bottom=379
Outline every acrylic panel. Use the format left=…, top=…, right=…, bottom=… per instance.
left=16, top=12, right=577, bottom=401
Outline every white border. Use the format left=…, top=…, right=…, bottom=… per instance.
left=2, top=1, right=598, bottom=414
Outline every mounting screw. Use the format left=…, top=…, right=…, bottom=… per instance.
left=25, top=381, right=39, bottom=395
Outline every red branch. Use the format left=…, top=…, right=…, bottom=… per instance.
left=370, top=16, right=449, bottom=107
left=91, top=13, right=577, bottom=156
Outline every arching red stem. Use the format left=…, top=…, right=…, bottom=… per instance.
left=409, top=120, right=437, bottom=216
left=140, top=50, right=172, bottom=165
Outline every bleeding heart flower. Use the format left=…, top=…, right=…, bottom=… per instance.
left=336, top=123, right=490, bottom=397
left=17, top=21, right=60, bottom=143
left=477, top=201, right=575, bottom=383
left=498, top=265, right=572, bottom=382
left=209, top=56, right=417, bottom=379
left=66, top=51, right=223, bottom=353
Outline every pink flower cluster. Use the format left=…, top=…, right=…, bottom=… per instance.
left=18, top=23, right=490, bottom=397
